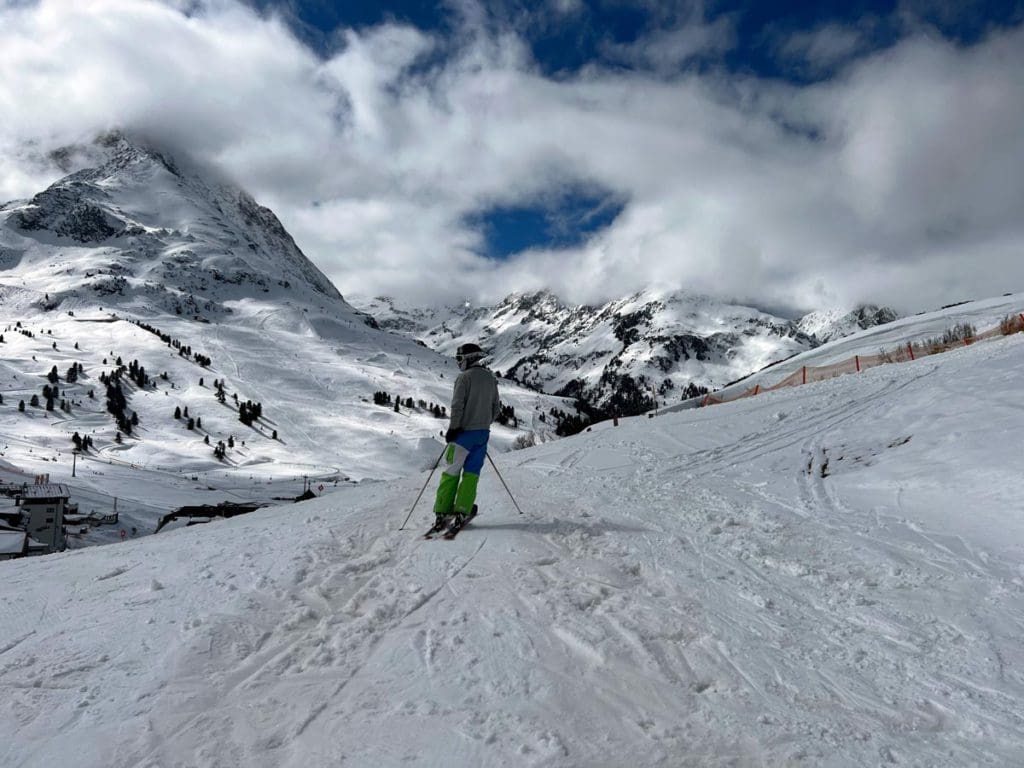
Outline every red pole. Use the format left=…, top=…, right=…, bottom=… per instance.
left=907, top=342, right=915, bottom=361
left=855, top=355, right=860, bottom=372
left=753, top=384, right=760, bottom=395
left=802, top=366, right=807, bottom=384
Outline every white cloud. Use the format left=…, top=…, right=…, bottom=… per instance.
left=605, top=15, right=737, bottom=73
left=1, top=0, right=1023, bottom=314
left=774, top=23, right=871, bottom=73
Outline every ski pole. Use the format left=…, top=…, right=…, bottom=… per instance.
left=398, top=447, right=446, bottom=530
left=486, top=453, right=523, bottom=516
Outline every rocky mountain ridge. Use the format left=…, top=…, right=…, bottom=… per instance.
left=354, top=291, right=899, bottom=416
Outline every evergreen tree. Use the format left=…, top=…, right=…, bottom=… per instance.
left=30, top=394, right=39, bottom=407
left=272, top=429, right=278, bottom=439
left=174, top=406, right=182, bottom=419
left=187, top=418, right=195, bottom=430
left=48, top=366, right=59, bottom=383
left=18, top=400, right=25, bottom=412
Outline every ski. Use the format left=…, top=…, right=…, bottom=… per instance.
left=423, top=518, right=450, bottom=539
left=442, top=505, right=477, bottom=540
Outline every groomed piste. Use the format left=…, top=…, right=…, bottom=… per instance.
left=2, top=294, right=1024, bottom=767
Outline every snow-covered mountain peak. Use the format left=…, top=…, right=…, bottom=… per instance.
left=1, top=131, right=345, bottom=321
left=798, top=304, right=900, bottom=343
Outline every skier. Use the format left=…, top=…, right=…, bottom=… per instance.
left=432, top=342, right=501, bottom=533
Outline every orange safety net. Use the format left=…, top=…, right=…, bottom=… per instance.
left=700, top=311, right=1024, bottom=408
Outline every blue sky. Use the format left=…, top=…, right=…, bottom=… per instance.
left=3, top=0, right=1024, bottom=311
left=254, top=0, right=1024, bottom=77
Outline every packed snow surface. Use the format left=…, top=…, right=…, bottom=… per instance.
left=2, top=320, right=1024, bottom=765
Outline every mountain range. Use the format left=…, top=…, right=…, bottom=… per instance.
left=352, top=292, right=899, bottom=416
left=0, top=132, right=902, bottom=541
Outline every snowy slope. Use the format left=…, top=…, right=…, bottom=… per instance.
left=354, top=289, right=818, bottom=414
left=0, top=135, right=576, bottom=541
left=2, top=300, right=1023, bottom=766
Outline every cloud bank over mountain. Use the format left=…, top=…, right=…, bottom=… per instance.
left=1, top=0, right=1022, bottom=313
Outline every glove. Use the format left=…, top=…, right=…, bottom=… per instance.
left=445, top=427, right=462, bottom=444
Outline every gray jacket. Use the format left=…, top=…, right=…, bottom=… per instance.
left=449, top=365, right=500, bottom=432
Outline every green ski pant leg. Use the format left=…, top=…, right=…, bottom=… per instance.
left=454, top=472, right=480, bottom=515
left=433, top=473, right=459, bottom=516
left=434, top=441, right=468, bottom=516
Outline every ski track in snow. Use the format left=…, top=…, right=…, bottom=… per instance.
left=2, top=335, right=1024, bottom=765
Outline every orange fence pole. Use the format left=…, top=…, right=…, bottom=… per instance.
left=907, top=343, right=915, bottom=361
left=802, top=366, right=806, bottom=384
left=855, top=355, right=860, bottom=372
left=753, top=384, right=759, bottom=395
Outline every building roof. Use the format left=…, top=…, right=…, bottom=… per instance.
left=21, top=484, right=70, bottom=500
left=0, top=529, right=26, bottom=555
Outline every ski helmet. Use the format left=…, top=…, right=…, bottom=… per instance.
left=456, top=343, right=484, bottom=370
